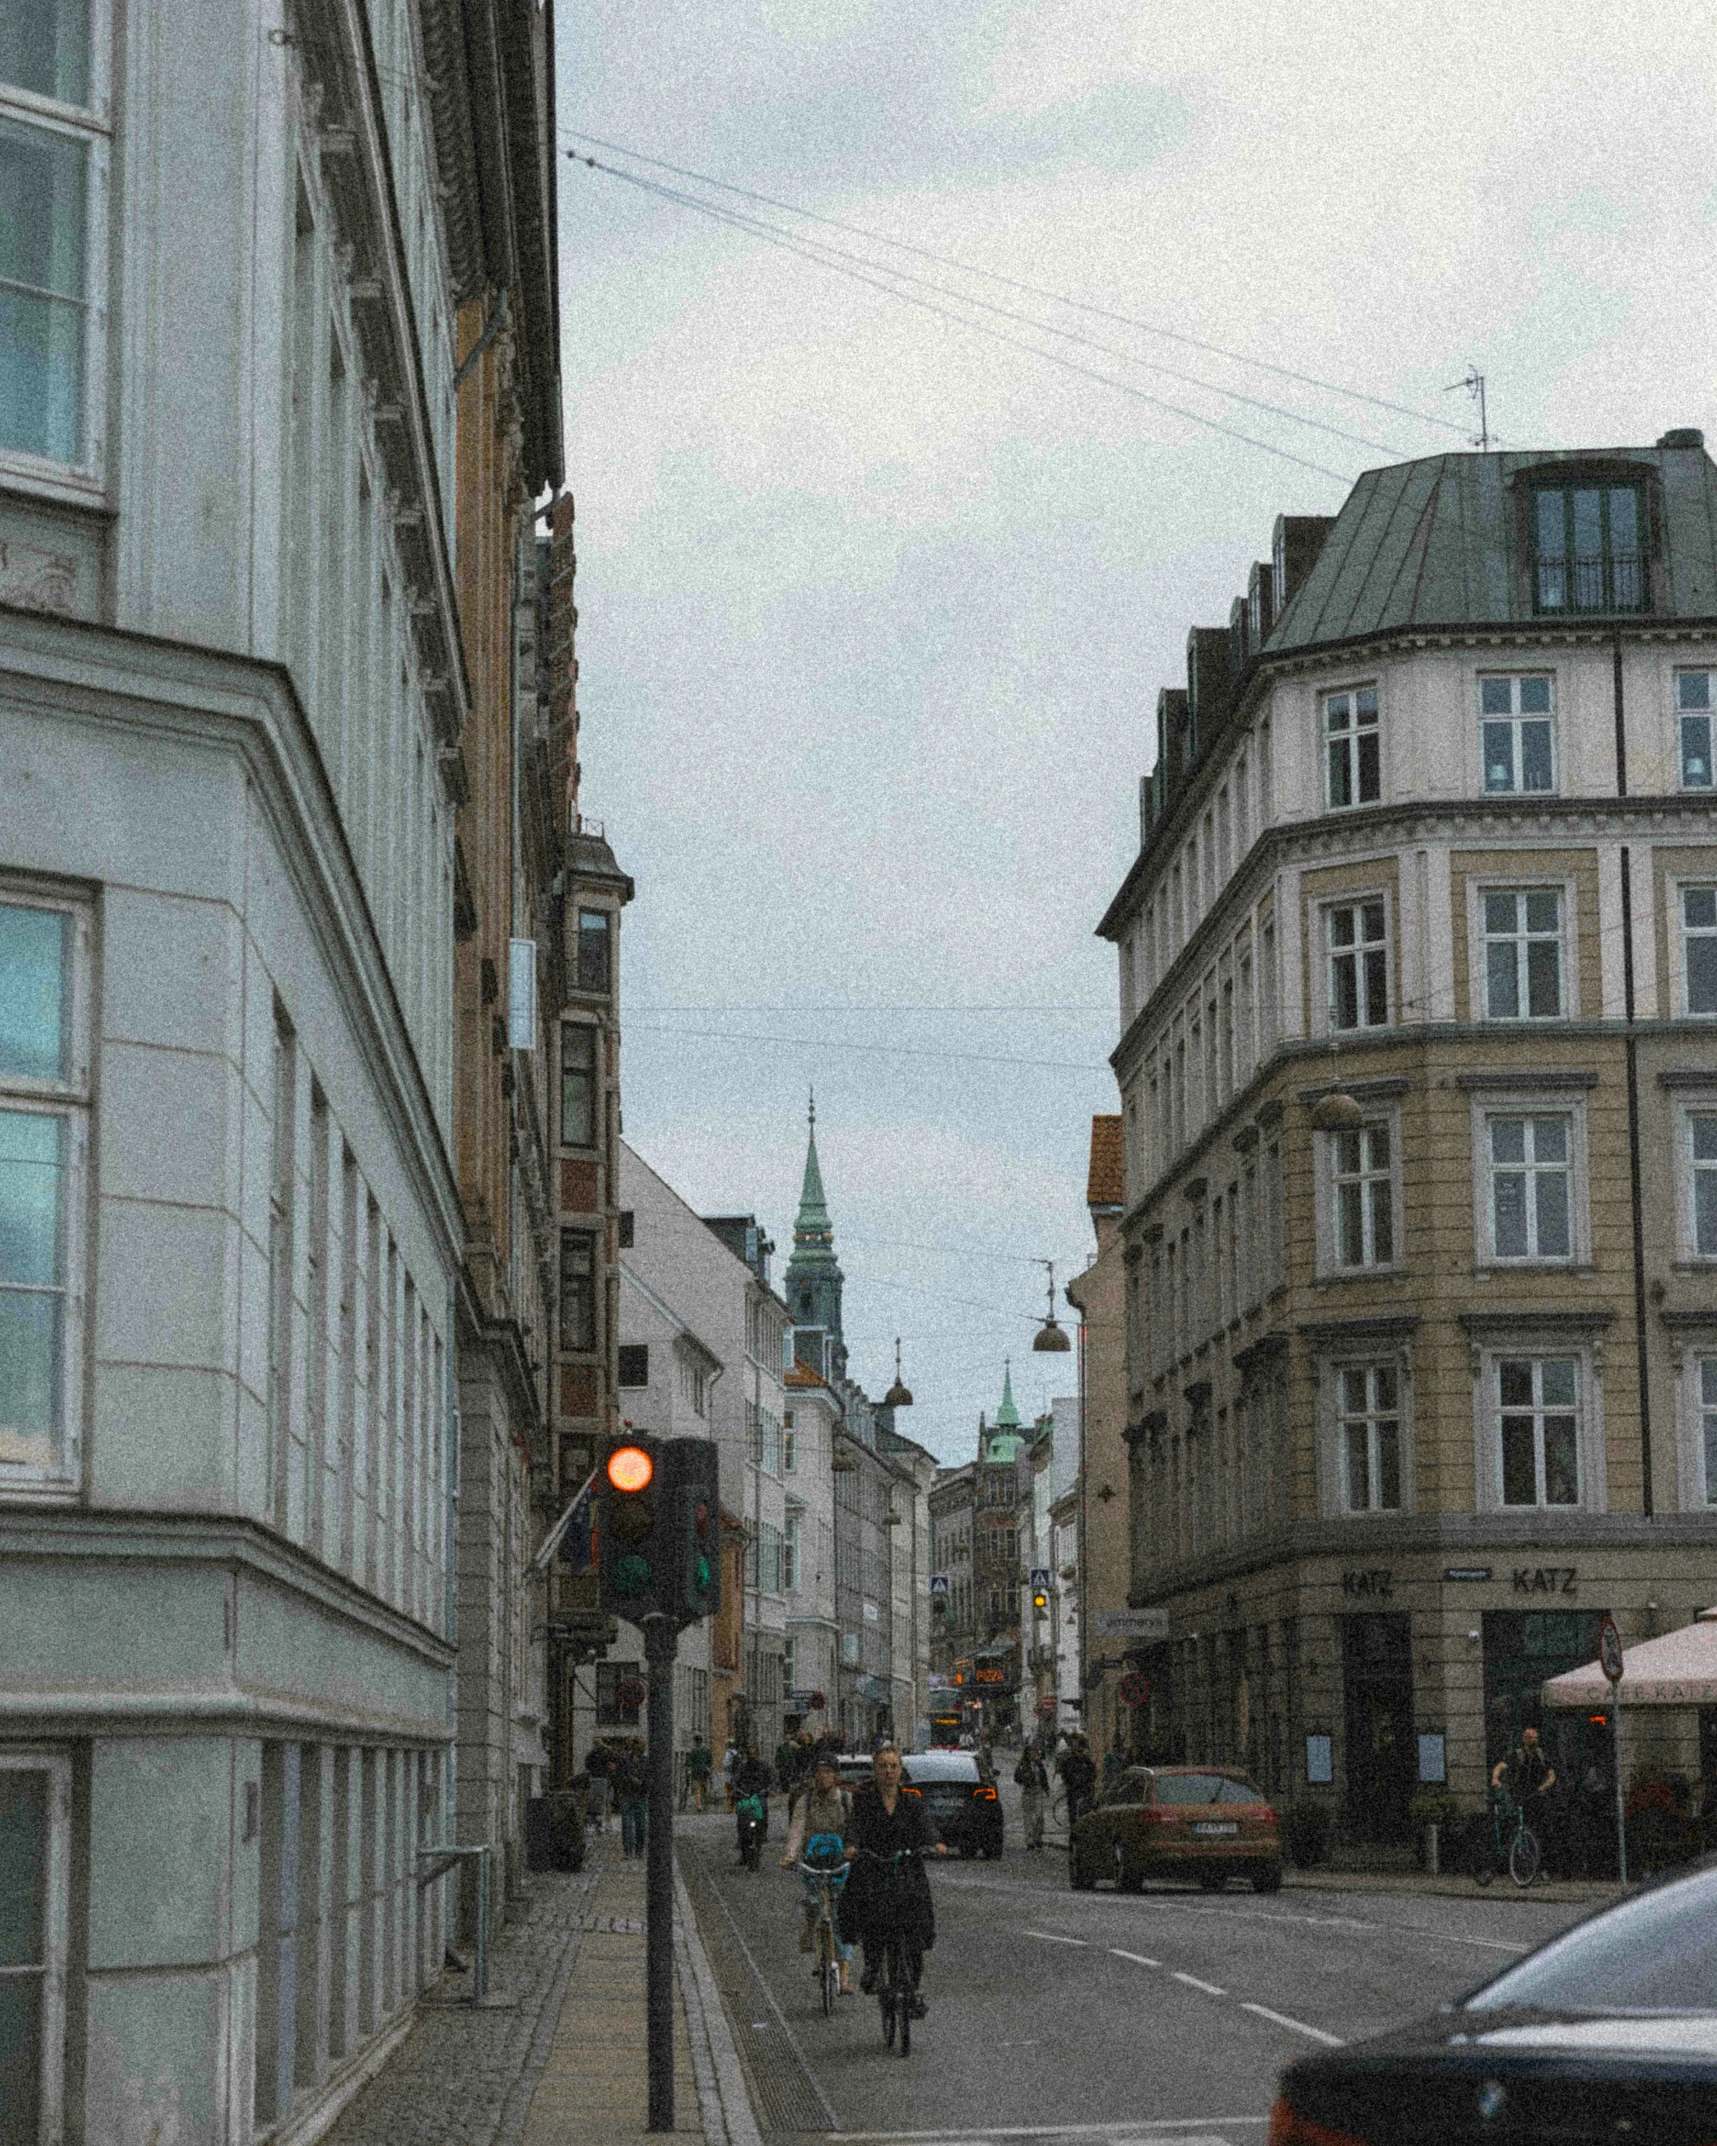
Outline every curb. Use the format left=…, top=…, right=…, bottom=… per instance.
left=674, top=1858, right=766, bottom=2146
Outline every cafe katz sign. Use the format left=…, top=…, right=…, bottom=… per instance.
left=1339, top=1567, right=1579, bottom=1599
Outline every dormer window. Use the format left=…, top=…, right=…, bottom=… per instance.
left=1531, top=482, right=1645, bottom=614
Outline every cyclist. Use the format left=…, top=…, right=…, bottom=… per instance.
left=1492, top=1724, right=1556, bottom=1809
left=840, top=1744, right=947, bottom=2019
left=781, top=1752, right=855, bottom=1995
left=733, top=1745, right=772, bottom=1862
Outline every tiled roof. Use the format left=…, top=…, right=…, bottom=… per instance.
left=786, top=1360, right=828, bottom=1388
left=1087, top=1115, right=1124, bottom=1210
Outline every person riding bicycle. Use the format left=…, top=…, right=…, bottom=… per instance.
left=1491, top=1724, right=1556, bottom=1809
left=781, top=1753, right=855, bottom=1995
left=733, top=1746, right=772, bottom=1860
left=839, top=1745, right=947, bottom=2019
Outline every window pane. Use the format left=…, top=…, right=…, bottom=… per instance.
left=1485, top=892, right=1518, bottom=936
left=1686, top=889, right=1717, bottom=930
left=1682, top=715, right=1713, bottom=787
left=0, top=1771, right=46, bottom=1964
left=1332, top=956, right=1357, bottom=1029
left=1687, top=937, right=1717, bottom=1016
left=1695, top=1117, right=1717, bottom=1162
left=1696, top=1163, right=1717, bottom=1256
left=0, top=1110, right=63, bottom=1285
left=0, top=0, right=88, bottom=103
left=1526, top=939, right=1561, bottom=1017
left=560, top=1025, right=595, bottom=1145
left=1336, top=1182, right=1362, bottom=1265
left=0, top=1979, right=43, bottom=2145
left=1543, top=1417, right=1579, bottom=1504
left=1491, top=1119, right=1526, bottom=1164
left=0, top=905, right=69, bottom=1082
left=1519, top=677, right=1552, bottom=715
left=1327, top=738, right=1350, bottom=808
left=1340, top=1366, right=1367, bottom=1415
left=575, top=911, right=610, bottom=993
left=1369, top=1178, right=1393, bottom=1262
left=1482, top=722, right=1515, bottom=791
left=1534, top=1168, right=1570, bottom=1257
left=1356, top=688, right=1378, bottom=722
left=1329, top=907, right=1355, bottom=948
left=1607, top=486, right=1639, bottom=551
left=1357, top=730, right=1380, bottom=801
left=1361, top=901, right=1385, bottom=942
left=1525, top=889, right=1560, bottom=934
left=1326, top=695, right=1351, bottom=731
left=1501, top=1416, right=1536, bottom=1504
left=1334, top=1130, right=1361, bottom=1175
left=1487, top=942, right=1519, bottom=1018
left=1364, top=947, right=1388, bottom=1024
left=0, top=120, right=87, bottom=465
left=1493, top=1172, right=1527, bottom=1256
left=0, top=1291, right=62, bottom=1463
left=1679, top=673, right=1712, bottom=712
left=1532, top=1116, right=1568, bottom=1163
left=1499, top=1360, right=1533, bottom=1408
left=1344, top=1422, right=1369, bottom=1510
left=1365, top=1124, right=1390, bottom=1171
left=1540, top=1358, right=1576, bottom=1408
left=1521, top=722, right=1554, bottom=791
left=1480, top=678, right=1512, bottom=715
left=1377, top=1422, right=1400, bottom=1509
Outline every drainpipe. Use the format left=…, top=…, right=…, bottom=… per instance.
left=1614, top=627, right=1654, bottom=1517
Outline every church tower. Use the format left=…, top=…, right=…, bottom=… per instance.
left=785, top=1094, right=846, bottom=1378
left=982, top=1362, right=1024, bottom=1462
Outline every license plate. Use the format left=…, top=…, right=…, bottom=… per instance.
left=1192, top=1821, right=1238, bottom=1836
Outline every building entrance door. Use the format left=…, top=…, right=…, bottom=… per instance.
left=1342, top=1614, right=1415, bottom=1840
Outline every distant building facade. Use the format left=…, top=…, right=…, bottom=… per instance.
left=1101, top=438, right=1717, bottom=1835
left=1066, top=1114, right=1132, bottom=1755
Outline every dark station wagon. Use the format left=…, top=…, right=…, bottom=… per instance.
left=1070, top=1765, right=1281, bottom=1893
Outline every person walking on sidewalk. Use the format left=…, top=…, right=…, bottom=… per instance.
left=686, top=1737, right=713, bottom=1812
left=616, top=1739, right=649, bottom=1859
left=585, top=1738, right=614, bottom=1834
left=1057, top=1732, right=1097, bottom=1827
left=781, top=1753, right=855, bottom=1994
left=1014, top=1743, right=1049, bottom=1850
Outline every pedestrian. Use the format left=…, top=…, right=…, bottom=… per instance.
left=1102, top=1742, right=1126, bottom=1793
left=686, top=1736, right=713, bottom=1813
left=775, top=1731, right=800, bottom=1796
left=722, top=1737, right=740, bottom=1809
left=1014, top=1743, right=1049, bottom=1850
left=585, top=1737, right=613, bottom=1833
left=616, top=1739, right=649, bottom=1859
left=1057, top=1732, right=1097, bottom=1827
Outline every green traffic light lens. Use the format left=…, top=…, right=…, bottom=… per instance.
left=695, top=1554, right=711, bottom=1591
left=615, top=1553, right=652, bottom=1595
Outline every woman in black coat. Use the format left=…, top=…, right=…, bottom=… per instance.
left=839, top=1747, right=947, bottom=2012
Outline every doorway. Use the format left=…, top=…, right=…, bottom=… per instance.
left=1342, top=1614, right=1415, bottom=1841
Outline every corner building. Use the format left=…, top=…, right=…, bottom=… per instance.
left=1100, top=437, right=1717, bottom=1839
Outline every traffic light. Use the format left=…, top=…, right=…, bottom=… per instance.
left=598, top=1435, right=669, bottom=1618
left=1032, top=1586, right=1049, bottom=1613
left=665, top=1437, right=721, bottom=1625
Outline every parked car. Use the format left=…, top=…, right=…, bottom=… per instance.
left=1069, top=1765, right=1280, bottom=1893
left=1268, top=1857, right=1717, bottom=2144
left=899, top=1751, right=1004, bottom=1858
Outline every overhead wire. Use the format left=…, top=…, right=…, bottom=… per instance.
left=562, top=127, right=1473, bottom=443
left=570, top=149, right=1408, bottom=467
left=625, top=1019, right=1110, bottom=1073
left=566, top=152, right=1354, bottom=485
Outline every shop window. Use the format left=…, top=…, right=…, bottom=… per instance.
left=1479, top=674, right=1556, bottom=793
left=0, top=892, right=89, bottom=1492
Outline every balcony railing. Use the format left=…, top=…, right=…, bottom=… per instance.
left=1535, top=550, right=1645, bottom=614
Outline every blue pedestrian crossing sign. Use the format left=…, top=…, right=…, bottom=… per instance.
left=1029, top=1567, right=1050, bottom=1590
left=929, top=1574, right=950, bottom=1598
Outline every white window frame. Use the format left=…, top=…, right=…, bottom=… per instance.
left=1318, top=1358, right=1410, bottom=1516
left=1322, top=683, right=1380, bottom=810
left=1493, top=1355, right=1584, bottom=1509
left=1676, top=883, right=1717, bottom=1017
left=1316, top=1110, right=1402, bottom=1277
left=1469, top=878, right=1576, bottom=1023
left=783, top=1508, right=802, bottom=1593
left=0, top=0, right=112, bottom=497
left=0, top=1749, right=71, bottom=2140
left=1676, top=671, right=1714, bottom=791
left=1672, top=1090, right=1717, bottom=1263
left=1477, top=672, right=1557, bottom=795
left=1470, top=1337, right=1606, bottom=1514
left=0, top=885, right=92, bottom=1498
left=1692, top=1352, right=1717, bottom=1509
left=1320, top=893, right=1391, bottom=1035
left=1471, top=1096, right=1587, bottom=1269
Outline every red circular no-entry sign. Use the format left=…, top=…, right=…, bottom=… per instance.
left=616, top=1677, right=647, bottom=1710
left=1117, top=1672, right=1152, bottom=1708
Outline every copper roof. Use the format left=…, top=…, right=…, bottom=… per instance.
left=1087, top=1115, right=1124, bottom=1210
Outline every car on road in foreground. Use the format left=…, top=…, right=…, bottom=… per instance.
left=1268, top=1856, right=1717, bottom=2144
left=1069, top=1765, right=1281, bottom=1893
left=900, top=1751, right=1003, bottom=1858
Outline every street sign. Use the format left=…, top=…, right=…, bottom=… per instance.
left=1117, top=1671, right=1152, bottom=1707
left=1095, top=1608, right=1170, bottom=1640
left=1598, top=1616, right=1624, bottom=1684
left=1597, top=1616, right=1627, bottom=1889
left=1036, top=1695, right=1058, bottom=1717
left=808, top=1690, right=827, bottom=1711
left=616, top=1677, right=647, bottom=1711
left=1029, top=1567, right=1050, bottom=1590
left=929, top=1574, right=950, bottom=1598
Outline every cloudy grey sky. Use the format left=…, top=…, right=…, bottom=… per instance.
left=552, top=0, right=1715, bottom=1464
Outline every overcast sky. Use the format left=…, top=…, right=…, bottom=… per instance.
left=552, top=1, right=1716, bottom=1465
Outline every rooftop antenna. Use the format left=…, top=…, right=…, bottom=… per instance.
left=1445, top=367, right=1490, bottom=450
left=1031, top=1260, right=1071, bottom=1353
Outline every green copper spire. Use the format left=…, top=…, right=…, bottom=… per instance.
left=995, top=1360, right=1020, bottom=1429
left=794, top=1090, right=833, bottom=1240
left=785, top=1092, right=845, bottom=1351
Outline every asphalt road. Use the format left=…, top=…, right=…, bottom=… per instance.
left=676, top=1784, right=1596, bottom=2146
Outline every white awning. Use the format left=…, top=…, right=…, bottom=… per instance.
left=1541, top=1608, right=1717, bottom=1709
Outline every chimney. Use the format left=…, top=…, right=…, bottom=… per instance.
left=1272, top=514, right=1335, bottom=620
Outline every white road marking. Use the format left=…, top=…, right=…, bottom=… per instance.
left=1171, top=1971, right=1227, bottom=1997
left=1024, top=1928, right=1089, bottom=1946
left=1109, top=1948, right=1163, bottom=1967
left=828, top=2123, right=1267, bottom=2142
left=1240, top=2002, right=1345, bottom=2047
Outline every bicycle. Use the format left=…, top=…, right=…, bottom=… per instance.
left=1472, top=1789, right=1541, bottom=1888
left=735, top=1794, right=766, bottom=1871
left=797, top=1850, right=849, bottom=2018
left=853, top=1848, right=925, bottom=2057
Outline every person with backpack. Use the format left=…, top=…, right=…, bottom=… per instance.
left=780, top=1752, right=855, bottom=1994
left=733, top=1746, right=772, bottom=1864
left=1014, top=1742, right=1050, bottom=1850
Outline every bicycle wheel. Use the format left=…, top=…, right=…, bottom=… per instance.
left=1510, top=1823, right=1541, bottom=1888
left=879, top=1960, right=897, bottom=2050
left=819, top=1925, right=836, bottom=2017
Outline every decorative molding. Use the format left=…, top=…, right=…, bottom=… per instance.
left=1454, top=1068, right=1600, bottom=1090
left=1298, top=1314, right=1421, bottom=1343
left=1659, top=1068, right=1717, bottom=1089
left=1297, top=1076, right=1411, bottom=1105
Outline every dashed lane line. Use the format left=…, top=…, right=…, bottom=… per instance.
left=1023, top=1929, right=1089, bottom=1946
left=1171, top=1971, right=1228, bottom=1997
left=1240, top=2002, right=1345, bottom=2048
left=1109, top=1949, right=1162, bottom=1968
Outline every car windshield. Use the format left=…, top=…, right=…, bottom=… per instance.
left=1152, top=1773, right=1234, bottom=1805
left=1464, top=1864, right=1717, bottom=2015
left=1217, top=1778, right=1265, bottom=1805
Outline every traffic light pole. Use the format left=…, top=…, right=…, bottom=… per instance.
left=644, top=1614, right=677, bottom=2132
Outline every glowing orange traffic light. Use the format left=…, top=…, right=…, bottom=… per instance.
left=607, top=1444, right=654, bottom=1494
